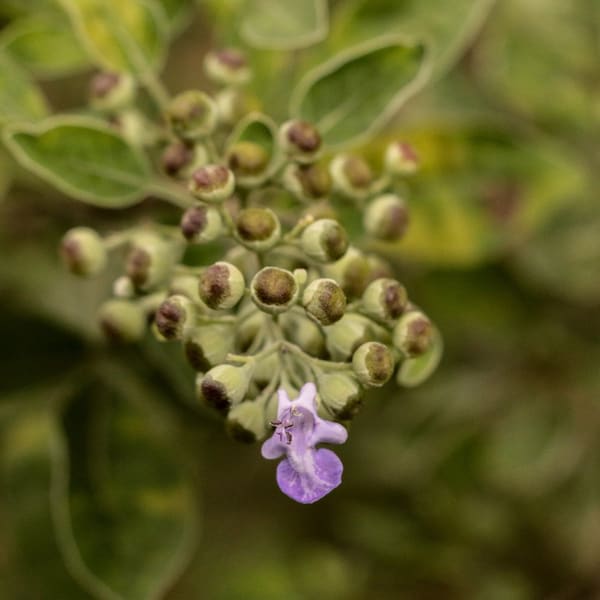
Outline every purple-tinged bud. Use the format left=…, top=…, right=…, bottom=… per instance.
left=352, top=342, right=395, bottom=387
left=325, top=313, right=374, bottom=361
left=235, top=207, right=281, bottom=251
left=226, top=401, right=268, bottom=443
left=166, top=90, right=217, bottom=139
left=361, top=278, right=408, bottom=323
left=161, top=141, right=208, bottom=179
left=89, top=71, right=135, bottom=111
left=302, top=278, right=346, bottom=326
left=364, top=194, right=409, bottom=241
left=184, top=324, right=233, bottom=371
left=60, top=227, right=106, bottom=277
left=250, top=267, right=299, bottom=314
left=282, top=163, right=331, bottom=202
left=204, top=48, right=251, bottom=86
left=393, top=311, right=433, bottom=358
left=226, top=141, right=269, bottom=187
left=180, top=204, right=223, bottom=242
left=198, top=261, right=245, bottom=310
left=125, top=233, right=179, bottom=291
left=300, top=218, right=348, bottom=263
left=278, top=120, right=321, bottom=164
left=323, top=247, right=371, bottom=299
left=385, top=141, right=419, bottom=176
left=155, top=294, right=196, bottom=340
left=98, top=299, right=146, bottom=343
left=317, top=372, right=363, bottom=420
left=196, top=362, right=254, bottom=412
left=188, top=164, right=235, bottom=203
left=330, top=154, right=373, bottom=199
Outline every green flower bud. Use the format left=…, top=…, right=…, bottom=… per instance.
left=317, top=372, right=363, bottom=420
left=226, top=401, right=268, bottom=443
left=184, top=324, right=233, bottom=371
left=352, top=342, right=394, bottom=387
left=324, top=247, right=371, bottom=298
left=364, top=194, right=409, bottom=241
left=125, top=232, right=179, bottom=291
left=214, top=88, right=245, bottom=125
left=60, top=227, right=107, bottom=277
left=89, top=71, right=135, bottom=111
left=188, top=164, right=235, bottom=203
left=198, top=261, right=245, bottom=310
left=197, top=362, right=254, bottom=412
left=280, top=312, right=325, bottom=357
left=325, top=313, right=374, bottom=361
left=161, top=141, right=207, bottom=179
left=385, top=141, right=419, bottom=176
left=155, top=294, right=196, bottom=340
left=278, top=120, right=321, bottom=164
left=113, top=275, right=135, bottom=298
left=361, top=278, right=408, bottom=323
left=330, top=154, right=373, bottom=199
left=393, top=311, right=433, bottom=358
left=302, top=278, right=346, bottom=326
left=300, top=218, right=349, bottom=263
left=235, top=309, right=264, bottom=351
left=112, top=109, right=153, bottom=147
left=166, top=90, right=217, bottom=139
left=250, top=267, right=299, bottom=314
left=169, top=275, right=203, bottom=305
left=252, top=352, right=280, bottom=387
left=204, top=48, right=251, bottom=86
left=223, top=245, right=261, bottom=281
left=282, top=163, right=332, bottom=202
left=226, top=141, right=269, bottom=187
left=234, top=207, right=281, bottom=251
left=98, top=299, right=146, bottom=343
left=180, top=205, right=223, bottom=242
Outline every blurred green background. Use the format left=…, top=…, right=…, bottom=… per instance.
left=1, top=0, right=599, bottom=598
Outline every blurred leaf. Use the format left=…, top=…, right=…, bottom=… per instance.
left=3, top=116, right=152, bottom=207
left=156, top=0, right=194, bottom=32
left=0, top=53, right=48, bottom=125
left=396, top=325, right=443, bottom=388
left=0, top=13, right=91, bottom=78
left=58, top=0, right=168, bottom=75
left=240, top=0, right=328, bottom=50
left=50, top=368, right=198, bottom=600
left=290, top=37, right=431, bottom=148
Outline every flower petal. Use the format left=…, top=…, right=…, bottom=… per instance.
left=261, top=434, right=286, bottom=460
left=313, top=419, right=348, bottom=445
left=276, top=448, right=343, bottom=504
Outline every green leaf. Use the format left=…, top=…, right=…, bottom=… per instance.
left=290, top=37, right=431, bottom=148
left=396, top=326, right=443, bottom=388
left=50, top=369, right=198, bottom=600
left=0, top=13, right=91, bottom=78
left=0, top=53, right=48, bottom=125
left=58, top=0, right=168, bottom=75
left=3, top=116, right=152, bottom=207
left=240, top=0, right=328, bottom=50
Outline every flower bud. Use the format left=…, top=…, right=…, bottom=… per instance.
left=166, top=90, right=217, bottom=139
left=180, top=205, right=223, bottom=242
left=280, top=313, right=325, bottom=357
left=385, top=141, right=419, bottom=176
left=188, top=164, right=235, bottom=203
left=226, top=401, right=267, bottom=443
left=112, top=109, right=153, bottom=147
left=60, top=227, right=107, bottom=277
left=278, top=120, right=321, bottom=164
left=361, top=278, right=408, bottom=323
left=125, top=233, right=179, bottom=291
left=204, top=48, right=251, bottom=86
left=169, top=275, right=204, bottom=305
left=184, top=324, right=233, bottom=371
left=198, top=261, right=245, bottom=310
left=323, top=247, right=371, bottom=298
left=352, top=342, right=394, bottom=387
left=214, top=88, right=245, bottom=125
left=364, top=194, right=409, bottom=241
left=113, top=276, right=135, bottom=298
left=317, top=372, right=363, bottom=420
left=226, top=141, right=269, bottom=187
left=161, top=141, right=207, bottom=179
left=196, top=362, right=254, bottom=412
left=234, top=207, right=281, bottom=251
left=282, top=163, right=331, bottom=202
left=235, top=310, right=264, bottom=351
left=252, top=353, right=280, bottom=387
left=393, top=311, right=433, bottom=358
left=325, top=313, right=374, bottom=361
left=89, top=71, right=135, bottom=111
left=98, top=299, right=146, bottom=343
left=302, top=278, right=346, bottom=326
left=250, top=267, right=299, bottom=314
left=300, top=219, right=348, bottom=263
left=330, top=154, right=373, bottom=199
left=155, top=294, right=196, bottom=340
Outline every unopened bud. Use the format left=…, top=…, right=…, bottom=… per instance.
left=282, top=163, right=331, bottom=202
left=324, top=247, right=371, bottom=298
left=188, top=164, right=235, bottom=203
left=166, top=90, right=217, bottom=139
left=197, top=362, right=253, bottom=412
left=325, top=313, right=374, bottom=361
left=161, top=141, right=207, bottom=179
left=317, top=372, right=363, bottom=420
left=198, top=261, right=245, bottom=309
left=330, top=154, right=373, bottom=199
left=352, top=342, right=394, bottom=387
left=385, top=141, right=419, bottom=176
left=226, top=401, right=267, bottom=443
left=169, top=275, right=204, bottom=305
left=300, top=218, right=348, bottom=263
left=302, top=278, right=346, bottom=326
left=280, top=312, right=325, bottom=356
left=393, top=311, right=433, bottom=358
left=180, top=205, right=223, bottom=242
left=89, top=71, right=135, bottom=111
left=361, top=278, right=408, bottom=323
left=60, top=227, right=107, bottom=277
left=364, top=194, right=409, bottom=241
left=235, top=207, right=281, bottom=251
left=250, top=267, right=299, bottom=314
left=204, top=48, right=251, bottom=86
left=98, top=299, right=146, bottom=343
left=155, top=295, right=195, bottom=340
left=113, top=276, right=135, bottom=298
left=184, top=324, right=233, bottom=371
left=125, top=233, right=179, bottom=291
left=215, top=88, right=245, bottom=125
left=227, top=141, right=269, bottom=187
left=278, top=120, right=321, bottom=164
left=252, top=353, right=280, bottom=387
left=235, top=310, right=265, bottom=352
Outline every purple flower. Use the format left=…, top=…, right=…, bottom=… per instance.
left=261, top=382, right=348, bottom=504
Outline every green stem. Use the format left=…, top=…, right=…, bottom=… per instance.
left=148, top=179, right=196, bottom=209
